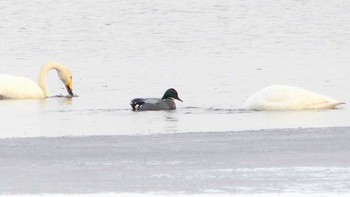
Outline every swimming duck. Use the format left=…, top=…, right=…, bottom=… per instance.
left=0, top=62, right=73, bottom=99
left=243, top=85, right=344, bottom=111
left=130, top=88, right=183, bottom=111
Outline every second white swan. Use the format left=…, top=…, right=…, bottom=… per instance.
left=0, top=62, right=74, bottom=99
left=243, top=85, right=344, bottom=111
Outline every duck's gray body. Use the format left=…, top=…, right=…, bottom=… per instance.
left=130, top=98, right=176, bottom=111
left=130, top=88, right=182, bottom=111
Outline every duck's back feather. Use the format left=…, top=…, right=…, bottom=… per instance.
left=130, top=98, right=175, bottom=111
left=243, top=85, right=344, bottom=111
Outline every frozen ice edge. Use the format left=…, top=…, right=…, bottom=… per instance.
left=4, top=192, right=350, bottom=197
left=1, top=127, right=350, bottom=195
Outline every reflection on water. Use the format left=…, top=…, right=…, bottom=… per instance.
left=38, top=96, right=74, bottom=107
left=163, top=111, right=179, bottom=132
left=0, top=99, right=42, bottom=107
left=163, top=111, right=178, bottom=122
left=60, top=97, right=74, bottom=105
left=53, top=96, right=74, bottom=105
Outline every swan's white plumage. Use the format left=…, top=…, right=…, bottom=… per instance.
left=243, top=85, right=344, bottom=111
left=0, top=74, right=44, bottom=99
left=0, top=62, right=73, bottom=99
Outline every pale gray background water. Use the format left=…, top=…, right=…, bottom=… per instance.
left=1, top=0, right=350, bottom=137
left=1, top=0, right=350, bottom=195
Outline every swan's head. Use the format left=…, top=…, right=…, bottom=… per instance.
left=57, top=68, right=74, bottom=96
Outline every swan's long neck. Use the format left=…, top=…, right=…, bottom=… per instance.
left=38, top=62, right=65, bottom=97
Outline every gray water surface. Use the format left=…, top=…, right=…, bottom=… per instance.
left=1, top=0, right=350, bottom=137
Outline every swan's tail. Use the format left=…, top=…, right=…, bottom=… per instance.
left=308, top=101, right=345, bottom=109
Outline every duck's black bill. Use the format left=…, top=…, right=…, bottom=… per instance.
left=176, top=97, right=183, bottom=102
left=65, top=85, right=74, bottom=96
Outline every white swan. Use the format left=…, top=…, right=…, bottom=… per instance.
left=243, top=85, right=344, bottom=111
left=0, top=62, right=73, bottom=99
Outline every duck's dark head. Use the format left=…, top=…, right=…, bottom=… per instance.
left=162, top=88, right=183, bottom=102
